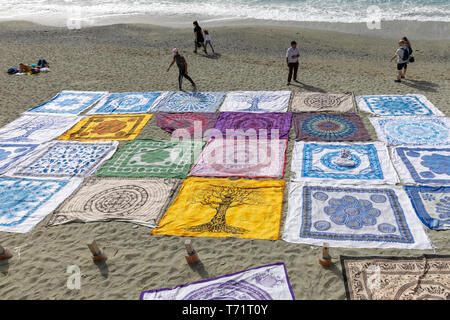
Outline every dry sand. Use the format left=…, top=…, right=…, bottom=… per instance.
left=0, top=21, right=449, bottom=300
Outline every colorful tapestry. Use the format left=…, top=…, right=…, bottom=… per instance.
left=10, top=141, right=118, bottom=179
left=392, top=146, right=450, bottom=185
left=58, top=114, right=152, bottom=141
left=152, top=177, right=285, bottom=240
left=152, top=91, right=225, bottom=112
left=189, top=139, right=288, bottom=178
left=369, top=116, right=450, bottom=146
left=292, top=113, right=371, bottom=142
left=141, top=263, right=295, bottom=300
left=0, top=177, right=82, bottom=233
left=214, top=112, right=292, bottom=139
left=291, top=142, right=398, bottom=185
left=155, top=112, right=219, bottom=139
left=0, top=115, right=83, bottom=143
left=0, top=143, right=40, bottom=174
left=282, top=183, right=431, bottom=249
left=219, top=91, right=291, bottom=113
left=96, top=139, right=204, bottom=178
left=405, top=186, right=450, bottom=230
left=87, top=92, right=167, bottom=114
left=48, top=177, right=180, bottom=228
left=289, top=92, right=356, bottom=113
left=341, top=255, right=450, bottom=300
left=25, top=90, right=107, bottom=115
left=357, top=94, right=443, bottom=116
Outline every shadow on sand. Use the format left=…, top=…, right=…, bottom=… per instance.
left=289, top=81, right=327, bottom=92
left=188, top=261, right=210, bottom=279
left=401, top=79, right=439, bottom=92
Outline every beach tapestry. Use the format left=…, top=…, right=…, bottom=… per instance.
left=25, top=90, right=107, bottom=115
left=10, top=141, right=118, bottom=179
left=0, top=115, right=83, bottom=143
left=96, top=139, right=204, bottom=178
left=152, top=91, right=225, bottom=112
left=289, top=92, right=356, bottom=113
left=152, top=177, right=285, bottom=240
left=155, top=112, right=219, bottom=139
left=392, top=146, right=450, bottom=185
left=341, top=255, right=450, bottom=300
left=356, top=94, right=443, bottom=117
left=189, top=138, right=287, bottom=178
left=87, top=92, right=166, bottom=114
left=219, top=91, right=291, bottom=113
left=292, top=113, right=371, bottom=142
left=405, top=186, right=450, bottom=230
left=369, top=116, right=450, bottom=146
left=48, top=177, right=180, bottom=228
left=214, top=112, right=292, bottom=139
left=0, top=143, right=40, bottom=174
left=0, top=177, right=82, bottom=233
left=58, top=114, right=152, bottom=141
left=140, top=263, right=295, bottom=300
left=282, top=183, right=431, bottom=249
left=291, top=142, right=398, bottom=185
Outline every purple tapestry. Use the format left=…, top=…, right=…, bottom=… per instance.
left=213, top=112, right=292, bottom=139
left=155, top=113, right=219, bottom=138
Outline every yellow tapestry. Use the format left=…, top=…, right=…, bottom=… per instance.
left=58, top=114, right=152, bottom=141
left=152, top=177, right=285, bottom=240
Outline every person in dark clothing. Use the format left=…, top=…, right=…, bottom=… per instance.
left=193, top=21, right=207, bottom=54
left=167, top=48, right=196, bottom=91
left=401, top=36, right=413, bottom=79
left=286, top=40, right=300, bottom=85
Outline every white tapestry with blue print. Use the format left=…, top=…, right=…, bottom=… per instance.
left=291, top=142, right=398, bottom=185
left=370, top=117, right=450, bottom=146
left=25, top=90, right=108, bottom=115
left=282, top=183, right=431, bottom=249
left=392, top=146, right=450, bottom=185
left=87, top=92, right=167, bottom=114
left=357, top=94, right=443, bottom=117
left=0, top=177, right=82, bottom=233
left=152, top=91, right=225, bottom=112
left=8, top=140, right=118, bottom=179
left=0, top=143, right=40, bottom=174
left=220, top=91, right=291, bottom=113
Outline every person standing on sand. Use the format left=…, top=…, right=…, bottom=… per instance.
left=286, top=40, right=300, bottom=86
left=401, top=36, right=413, bottom=79
left=193, top=21, right=207, bottom=54
left=167, top=48, right=196, bottom=91
left=390, top=40, right=410, bottom=83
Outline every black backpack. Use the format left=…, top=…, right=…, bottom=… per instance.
left=401, top=46, right=410, bottom=61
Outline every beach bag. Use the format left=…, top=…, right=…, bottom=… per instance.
left=7, top=67, right=19, bottom=75
left=409, top=56, right=415, bottom=63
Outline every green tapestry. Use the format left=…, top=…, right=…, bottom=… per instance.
left=96, top=139, right=205, bottom=178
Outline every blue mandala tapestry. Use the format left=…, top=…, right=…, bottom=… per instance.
left=0, top=143, right=39, bottom=174
left=153, top=91, right=225, bottom=112
left=87, top=92, right=166, bottom=114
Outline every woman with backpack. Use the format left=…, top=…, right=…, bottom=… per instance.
left=401, top=36, right=414, bottom=79
left=390, top=40, right=410, bottom=83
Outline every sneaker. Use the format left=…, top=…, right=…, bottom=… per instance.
left=287, top=82, right=291, bottom=86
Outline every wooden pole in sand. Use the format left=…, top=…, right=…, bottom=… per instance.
left=318, top=242, right=332, bottom=267
left=0, top=245, right=13, bottom=260
left=87, top=240, right=107, bottom=262
left=185, top=240, right=200, bottom=264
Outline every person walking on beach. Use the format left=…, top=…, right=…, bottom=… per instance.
left=401, top=36, right=414, bottom=78
left=193, top=21, right=207, bottom=54
left=204, top=30, right=215, bottom=54
left=390, top=40, right=410, bottom=83
left=286, top=40, right=300, bottom=85
left=167, top=48, right=196, bottom=91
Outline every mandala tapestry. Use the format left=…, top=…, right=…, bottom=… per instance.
left=289, top=92, right=356, bottom=113
left=87, top=92, right=167, bottom=114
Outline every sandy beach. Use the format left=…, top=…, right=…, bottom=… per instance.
left=0, top=21, right=449, bottom=300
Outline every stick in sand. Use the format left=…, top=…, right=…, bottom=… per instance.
left=185, top=239, right=200, bottom=265
left=87, top=240, right=107, bottom=262
left=318, top=242, right=332, bottom=267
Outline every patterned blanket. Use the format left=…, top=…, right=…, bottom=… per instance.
left=155, top=112, right=219, bottom=139
left=289, top=92, right=356, bottom=113
left=0, top=143, right=40, bottom=174
left=152, top=91, right=225, bottom=112
left=219, top=91, right=291, bottom=113
left=87, top=92, right=167, bottom=114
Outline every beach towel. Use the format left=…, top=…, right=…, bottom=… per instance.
left=9, top=141, right=118, bottom=179
left=405, top=185, right=450, bottom=230
left=291, top=142, right=398, bottom=185
left=189, top=139, right=288, bottom=178
left=58, top=114, right=152, bottom=141
left=292, top=113, right=371, bottom=142
left=25, top=90, right=107, bottom=115
left=341, top=255, right=450, bottom=300
left=213, top=112, right=292, bottom=139
left=140, top=263, right=295, bottom=300
left=289, top=92, right=356, bottom=113
left=369, top=116, right=450, bottom=146
left=152, top=177, right=285, bottom=240
left=155, top=112, right=219, bottom=139
left=219, top=91, right=291, bottom=113
left=87, top=92, right=167, bottom=114
left=47, top=177, right=180, bottom=228
left=96, top=139, right=204, bottom=178
left=0, top=115, right=82, bottom=143
left=282, top=183, right=431, bottom=249
left=152, top=91, right=225, bottom=112
left=392, top=146, right=450, bottom=185
left=0, top=177, right=82, bottom=233
left=0, top=143, right=40, bottom=174
left=356, top=94, right=443, bottom=116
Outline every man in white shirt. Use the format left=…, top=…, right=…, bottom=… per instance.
left=286, top=41, right=300, bottom=85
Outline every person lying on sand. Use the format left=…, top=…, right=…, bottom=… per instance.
left=19, top=63, right=40, bottom=74
left=167, top=48, right=197, bottom=91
